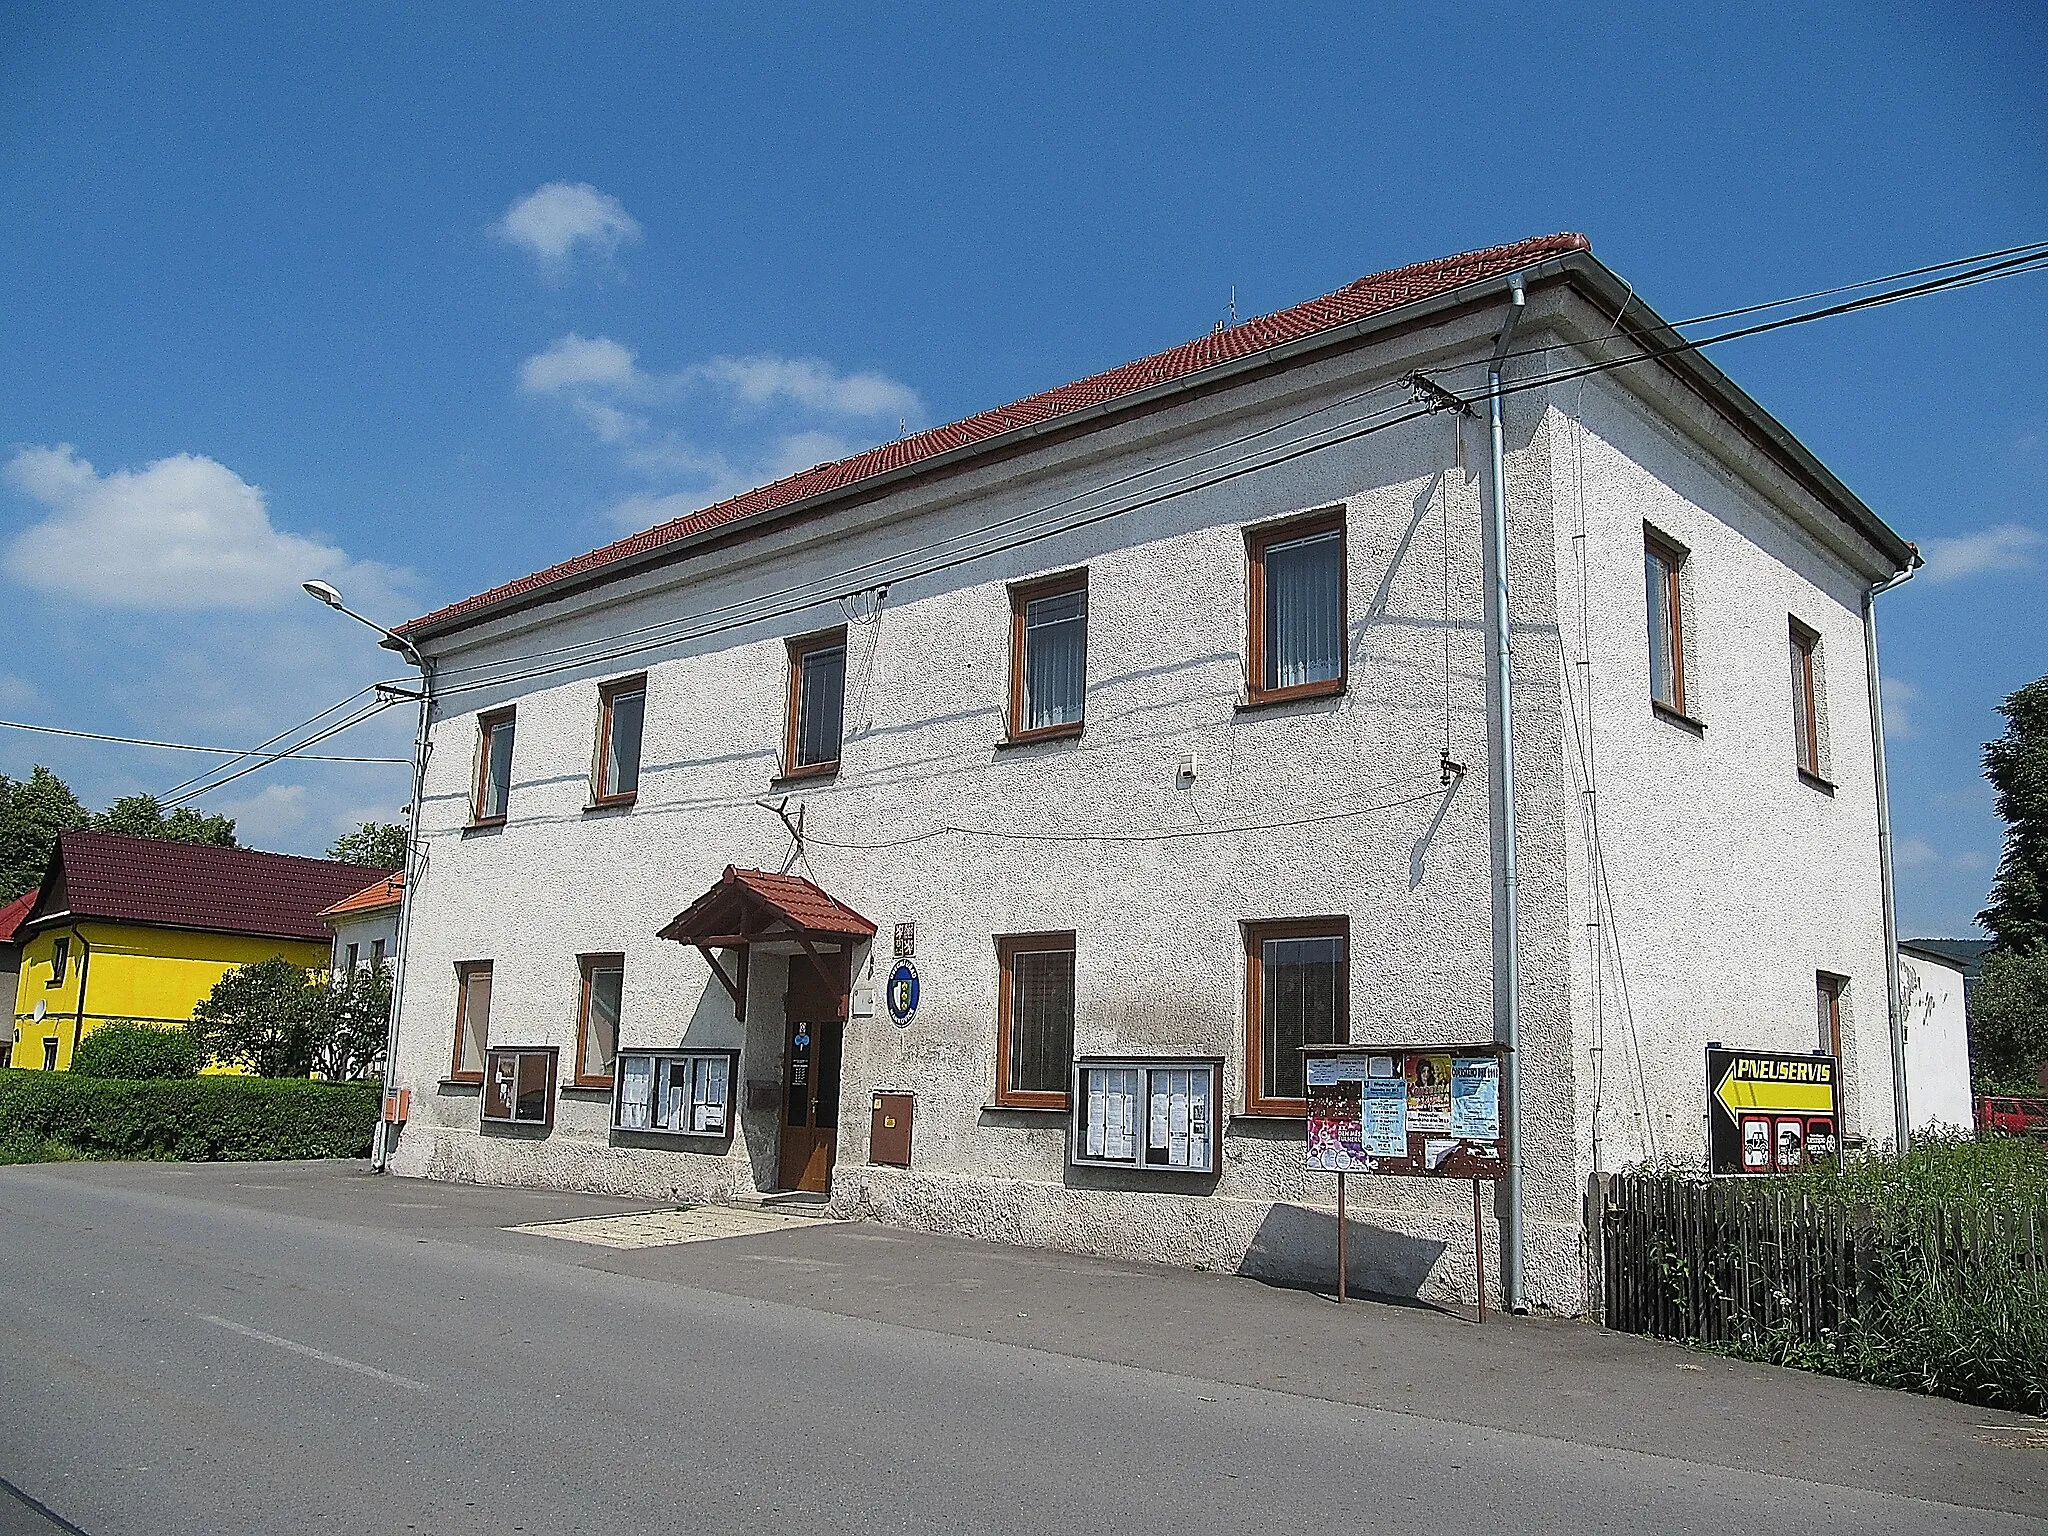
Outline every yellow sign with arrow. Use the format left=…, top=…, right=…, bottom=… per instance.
left=1706, top=1046, right=1841, bottom=1175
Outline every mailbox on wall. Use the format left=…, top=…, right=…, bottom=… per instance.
left=869, top=1091, right=914, bottom=1167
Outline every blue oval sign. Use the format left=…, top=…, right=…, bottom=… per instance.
left=886, top=959, right=920, bottom=1027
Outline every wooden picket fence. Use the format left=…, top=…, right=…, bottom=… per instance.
left=1596, top=1171, right=2048, bottom=1346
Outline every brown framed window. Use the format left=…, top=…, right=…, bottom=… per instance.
left=1644, top=532, right=1687, bottom=715
left=1246, top=510, right=1346, bottom=705
left=995, top=933, right=1077, bottom=1109
left=1790, top=620, right=1823, bottom=778
left=593, top=675, right=646, bottom=805
left=482, top=1045, right=557, bottom=1128
left=450, top=960, right=493, bottom=1082
left=472, top=707, right=516, bottom=824
left=575, top=953, right=624, bottom=1087
left=784, top=628, right=847, bottom=776
left=1008, top=572, right=1088, bottom=741
left=49, top=936, right=68, bottom=986
left=1816, top=972, right=1845, bottom=1060
left=1244, top=918, right=1349, bottom=1115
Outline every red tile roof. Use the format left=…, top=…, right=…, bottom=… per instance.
left=320, top=871, right=404, bottom=921
left=657, top=865, right=876, bottom=945
left=29, top=832, right=394, bottom=944
left=403, top=233, right=1590, bottom=639
left=0, top=889, right=37, bottom=944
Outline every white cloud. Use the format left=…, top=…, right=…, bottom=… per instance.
left=1881, top=675, right=1919, bottom=739
left=1918, top=522, right=2046, bottom=583
left=0, top=673, right=40, bottom=711
left=607, top=431, right=856, bottom=529
left=491, top=182, right=641, bottom=270
left=1895, top=837, right=1941, bottom=870
left=519, top=333, right=644, bottom=394
left=694, top=355, right=922, bottom=420
left=213, top=782, right=312, bottom=845
left=3, top=445, right=412, bottom=612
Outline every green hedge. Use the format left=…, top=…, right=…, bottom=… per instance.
left=0, top=1070, right=377, bottom=1161
left=71, top=1021, right=201, bottom=1080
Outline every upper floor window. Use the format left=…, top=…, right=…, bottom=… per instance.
left=1816, top=972, right=1845, bottom=1060
left=1244, top=918, right=1348, bottom=1115
left=49, top=936, right=69, bottom=986
left=995, top=933, right=1076, bottom=1109
left=594, top=675, right=647, bottom=805
left=473, top=708, right=516, bottom=824
left=1009, top=572, right=1088, bottom=741
left=451, top=960, right=493, bottom=1083
left=576, top=953, right=624, bottom=1087
left=1247, top=510, right=1346, bottom=705
left=785, top=629, right=847, bottom=777
left=1790, top=620, right=1825, bottom=780
left=1644, top=532, right=1688, bottom=715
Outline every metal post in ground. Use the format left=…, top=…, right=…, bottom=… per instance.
left=1336, top=1172, right=1348, bottom=1303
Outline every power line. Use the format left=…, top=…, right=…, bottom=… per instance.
left=159, top=684, right=385, bottom=799
left=159, top=698, right=400, bottom=808
left=419, top=238, right=2047, bottom=708
left=0, top=716, right=407, bottom=762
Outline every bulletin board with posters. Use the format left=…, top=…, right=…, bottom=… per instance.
left=1304, top=1044, right=1506, bottom=1179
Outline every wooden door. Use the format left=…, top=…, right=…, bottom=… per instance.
left=779, top=952, right=849, bottom=1193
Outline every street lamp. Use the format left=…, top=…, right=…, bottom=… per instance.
left=304, top=575, right=430, bottom=1172
left=302, top=579, right=423, bottom=667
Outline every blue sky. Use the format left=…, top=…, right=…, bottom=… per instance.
left=1, top=1, right=2042, bottom=934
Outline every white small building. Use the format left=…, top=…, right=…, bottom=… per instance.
left=379, top=234, right=1918, bottom=1315
left=321, top=872, right=401, bottom=981
left=1898, top=941, right=1977, bottom=1135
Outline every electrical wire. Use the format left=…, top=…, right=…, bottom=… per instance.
left=158, top=698, right=400, bottom=808
left=158, top=684, right=385, bottom=799
left=419, top=241, right=2048, bottom=708
left=0, top=716, right=407, bottom=762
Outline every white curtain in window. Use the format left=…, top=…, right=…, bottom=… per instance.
left=1264, top=531, right=1343, bottom=690
left=1023, top=589, right=1087, bottom=730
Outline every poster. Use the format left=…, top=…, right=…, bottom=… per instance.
left=693, top=1056, right=728, bottom=1133
left=1450, top=1057, right=1501, bottom=1140
left=1306, top=1070, right=1364, bottom=1172
left=1363, top=1069, right=1407, bottom=1157
left=1405, top=1054, right=1453, bottom=1133
left=619, top=1055, right=653, bottom=1129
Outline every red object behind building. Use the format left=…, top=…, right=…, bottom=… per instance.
left=1979, top=1096, right=2048, bottom=1141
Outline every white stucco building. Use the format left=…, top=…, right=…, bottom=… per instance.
left=379, top=234, right=1916, bottom=1314
left=1898, top=941, right=1977, bottom=1135
left=321, top=872, right=401, bottom=981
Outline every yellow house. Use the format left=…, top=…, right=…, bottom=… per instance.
left=7, top=831, right=390, bottom=1070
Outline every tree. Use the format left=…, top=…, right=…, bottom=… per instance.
left=0, top=766, right=89, bottom=900
left=1980, top=676, right=2048, bottom=951
left=92, top=793, right=237, bottom=848
left=188, top=957, right=324, bottom=1077
left=310, top=960, right=392, bottom=1082
left=1969, top=947, right=2048, bottom=1095
left=327, top=821, right=406, bottom=870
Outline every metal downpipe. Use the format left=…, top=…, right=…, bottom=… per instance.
left=374, top=655, right=434, bottom=1173
left=1488, top=276, right=1528, bottom=1312
left=1863, top=560, right=1918, bottom=1153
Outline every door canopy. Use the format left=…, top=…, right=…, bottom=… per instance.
left=656, top=866, right=875, bottom=1021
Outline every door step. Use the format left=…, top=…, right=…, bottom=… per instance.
left=744, top=1191, right=833, bottom=1214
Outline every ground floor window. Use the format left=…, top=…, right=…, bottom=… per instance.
left=451, top=961, right=492, bottom=1082
left=482, top=1045, right=556, bottom=1127
left=1244, top=918, right=1349, bottom=1115
left=576, top=954, right=624, bottom=1087
left=995, top=933, right=1075, bottom=1109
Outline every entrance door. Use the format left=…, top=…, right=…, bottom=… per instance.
left=779, top=951, right=848, bottom=1193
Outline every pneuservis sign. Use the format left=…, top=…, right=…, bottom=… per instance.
left=1706, top=1045, right=1841, bottom=1175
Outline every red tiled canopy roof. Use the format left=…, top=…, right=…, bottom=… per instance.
left=403, top=233, right=1591, bottom=639
left=658, top=866, right=876, bottom=947
left=28, top=831, right=393, bottom=944
left=0, top=889, right=37, bottom=944
left=320, top=871, right=404, bottom=921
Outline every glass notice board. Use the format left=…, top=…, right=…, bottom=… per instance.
left=1070, top=1058, right=1222, bottom=1173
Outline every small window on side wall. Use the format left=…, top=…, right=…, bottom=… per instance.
left=576, top=954, right=623, bottom=1087
left=785, top=629, right=847, bottom=776
left=1816, top=972, right=1845, bottom=1060
left=451, top=960, right=492, bottom=1082
left=50, top=936, right=69, bottom=986
left=482, top=1045, right=556, bottom=1128
left=1008, top=573, right=1088, bottom=741
left=473, top=708, right=516, bottom=823
left=995, top=933, right=1077, bottom=1109
left=1247, top=510, right=1346, bottom=705
left=594, top=676, right=646, bottom=805
left=1644, top=533, right=1688, bottom=716
left=1244, top=918, right=1349, bottom=1115
left=1790, top=620, right=1825, bottom=780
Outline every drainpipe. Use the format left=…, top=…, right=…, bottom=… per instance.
left=1487, top=276, right=1528, bottom=1312
left=374, top=654, right=434, bottom=1172
left=1863, top=556, right=1919, bottom=1152
left=68, top=926, right=91, bottom=1067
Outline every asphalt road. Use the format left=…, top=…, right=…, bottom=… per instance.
left=1, top=1162, right=2042, bottom=1535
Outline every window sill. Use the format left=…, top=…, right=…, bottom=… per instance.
left=1798, top=768, right=1837, bottom=796
left=1236, top=1106, right=1309, bottom=1122
left=1236, top=680, right=1346, bottom=714
left=563, top=1081, right=616, bottom=1094
left=439, top=1076, right=482, bottom=1090
left=984, top=1098, right=1070, bottom=1114
left=770, top=763, right=839, bottom=788
left=585, top=793, right=637, bottom=814
left=1651, top=701, right=1706, bottom=736
left=463, top=816, right=507, bottom=836
left=995, top=724, right=1083, bottom=751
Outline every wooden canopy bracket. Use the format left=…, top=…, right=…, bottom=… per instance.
left=789, top=929, right=850, bottom=1019
left=697, top=944, right=750, bottom=1021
